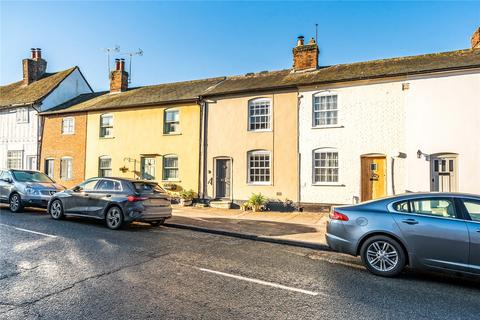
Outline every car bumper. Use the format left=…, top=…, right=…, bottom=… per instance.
left=326, top=220, right=357, bottom=255
left=125, top=207, right=173, bottom=222
left=21, top=194, right=55, bottom=208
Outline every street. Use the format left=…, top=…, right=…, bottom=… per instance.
left=1, top=207, right=480, bottom=320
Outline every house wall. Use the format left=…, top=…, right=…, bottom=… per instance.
left=40, top=112, right=87, bottom=188
left=404, top=69, right=480, bottom=194
left=205, top=91, right=299, bottom=203
left=0, top=105, right=39, bottom=170
left=84, top=104, right=201, bottom=194
left=298, top=80, right=406, bottom=206
left=40, top=68, right=92, bottom=112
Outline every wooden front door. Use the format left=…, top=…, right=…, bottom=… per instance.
left=430, top=155, right=457, bottom=192
left=215, top=159, right=231, bottom=199
left=361, top=156, right=387, bottom=202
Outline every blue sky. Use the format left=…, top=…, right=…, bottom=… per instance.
left=1, top=1, right=479, bottom=90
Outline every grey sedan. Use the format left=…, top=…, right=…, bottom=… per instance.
left=48, top=177, right=172, bottom=230
left=0, top=169, right=65, bottom=212
left=327, top=193, right=480, bottom=277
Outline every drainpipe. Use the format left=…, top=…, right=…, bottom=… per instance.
left=296, top=92, right=302, bottom=210
left=34, top=103, right=42, bottom=171
left=197, top=98, right=206, bottom=202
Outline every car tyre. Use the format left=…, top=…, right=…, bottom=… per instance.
left=105, top=206, right=124, bottom=230
left=9, top=193, right=23, bottom=213
left=360, top=235, right=406, bottom=277
left=149, top=218, right=166, bottom=227
left=49, top=199, right=65, bottom=220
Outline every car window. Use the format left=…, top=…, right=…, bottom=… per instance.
left=393, top=201, right=410, bottom=212
left=462, top=199, right=480, bottom=222
left=410, top=198, right=456, bottom=218
left=132, top=182, right=166, bottom=194
left=95, top=179, right=122, bottom=191
left=12, top=170, right=53, bottom=183
left=77, top=179, right=99, bottom=191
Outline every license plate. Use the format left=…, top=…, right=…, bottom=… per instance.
left=146, top=199, right=169, bottom=206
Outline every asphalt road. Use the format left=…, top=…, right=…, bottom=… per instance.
left=1, top=206, right=480, bottom=320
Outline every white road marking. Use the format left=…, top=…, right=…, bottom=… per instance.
left=0, top=223, right=57, bottom=238
left=197, top=267, right=320, bottom=296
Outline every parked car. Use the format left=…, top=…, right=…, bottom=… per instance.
left=326, top=192, right=480, bottom=277
left=0, top=169, right=65, bottom=212
left=47, top=177, right=172, bottom=230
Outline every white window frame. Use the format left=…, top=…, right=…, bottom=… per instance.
left=60, top=157, right=73, bottom=181
left=99, top=156, right=112, bottom=177
left=45, top=158, right=54, bottom=179
left=162, top=155, right=179, bottom=181
left=26, top=155, right=37, bottom=170
left=312, top=92, right=339, bottom=128
left=61, top=117, right=75, bottom=135
left=16, top=107, right=29, bottom=124
left=312, top=148, right=339, bottom=185
left=7, top=150, right=23, bottom=169
left=164, top=109, right=180, bottom=134
left=100, top=114, right=114, bottom=138
left=248, top=98, right=272, bottom=132
left=247, top=150, right=272, bottom=185
left=141, top=157, right=156, bottom=180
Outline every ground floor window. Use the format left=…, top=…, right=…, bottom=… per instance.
left=313, top=149, right=339, bottom=183
left=60, top=157, right=73, bottom=180
left=99, top=156, right=112, bottom=177
left=163, top=155, right=178, bottom=180
left=247, top=150, right=271, bottom=184
left=26, top=156, right=37, bottom=170
left=7, top=150, right=23, bottom=169
left=141, top=157, right=156, bottom=180
left=45, top=159, right=54, bottom=178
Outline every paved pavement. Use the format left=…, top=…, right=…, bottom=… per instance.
left=168, top=206, right=328, bottom=249
left=1, top=206, right=480, bottom=319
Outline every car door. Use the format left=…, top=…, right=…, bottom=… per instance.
left=66, top=179, right=100, bottom=214
left=391, top=197, right=469, bottom=272
left=87, top=179, right=122, bottom=218
left=456, top=197, right=480, bottom=274
left=0, top=171, right=14, bottom=202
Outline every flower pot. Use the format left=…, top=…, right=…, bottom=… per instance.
left=181, top=199, right=193, bottom=206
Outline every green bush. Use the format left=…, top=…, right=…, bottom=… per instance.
left=246, top=193, right=267, bottom=211
left=179, top=189, right=195, bottom=200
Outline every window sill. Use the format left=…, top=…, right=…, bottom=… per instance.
left=312, top=183, right=345, bottom=187
left=61, top=133, right=75, bottom=135
left=162, top=179, right=181, bottom=183
left=247, top=129, right=272, bottom=133
left=247, top=182, right=272, bottom=186
left=311, top=125, right=344, bottom=130
left=99, top=136, right=115, bottom=139
left=163, top=132, right=182, bottom=136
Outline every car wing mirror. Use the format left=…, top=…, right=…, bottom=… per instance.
left=72, top=186, right=82, bottom=192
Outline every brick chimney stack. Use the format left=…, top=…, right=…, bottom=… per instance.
left=292, top=36, right=319, bottom=72
left=471, top=27, right=480, bottom=49
left=22, top=48, right=47, bottom=85
left=110, top=58, right=128, bottom=93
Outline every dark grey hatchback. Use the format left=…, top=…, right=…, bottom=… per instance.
left=48, top=177, right=172, bottom=230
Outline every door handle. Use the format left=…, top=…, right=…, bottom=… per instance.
left=402, top=218, right=419, bottom=225
left=106, top=194, right=112, bottom=198
left=475, top=228, right=480, bottom=233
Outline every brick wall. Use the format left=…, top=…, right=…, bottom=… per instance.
left=472, top=27, right=480, bottom=49
left=293, top=44, right=318, bottom=71
left=40, top=112, right=87, bottom=188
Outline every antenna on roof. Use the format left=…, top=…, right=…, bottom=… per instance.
left=120, top=48, right=144, bottom=83
left=315, top=24, right=318, bottom=44
left=103, top=45, right=120, bottom=77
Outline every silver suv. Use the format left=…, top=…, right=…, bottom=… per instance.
left=0, top=169, right=65, bottom=212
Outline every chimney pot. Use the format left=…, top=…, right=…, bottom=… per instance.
left=297, top=36, right=305, bottom=47
left=35, top=48, right=42, bottom=60
left=115, top=58, right=121, bottom=71
left=30, top=48, right=36, bottom=59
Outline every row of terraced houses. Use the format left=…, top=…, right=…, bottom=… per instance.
left=1, top=28, right=480, bottom=210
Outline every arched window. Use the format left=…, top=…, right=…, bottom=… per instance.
left=247, top=150, right=271, bottom=184
left=248, top=98, right=271, bottom=131
left=100, top=114, right=113, bottom=137
left=313, top=148, right=339, bottom=183
left=312, top=92, right=338, bottom=127
left=163, top=155, right=179, bottom=180
left=98, top=156, right=112, bottom=177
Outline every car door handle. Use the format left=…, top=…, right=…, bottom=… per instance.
left=402, top=219, right=419, bottom=225
left=475, top=228, right=480, bottom=233
left=106, top=194, right=112, bottom=198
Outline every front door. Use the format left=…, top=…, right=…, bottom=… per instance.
left=361, top=156, right=387, bottom=202
left=430, top=155, right=457, bottom=192
left=215, top=159, right=231, bottom=199
left=141, top=157, right=156, bottom=180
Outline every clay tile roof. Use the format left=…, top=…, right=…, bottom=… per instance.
left=42, top=77, right=226, bottom=114
left=0, top=67, right=78, bottom=109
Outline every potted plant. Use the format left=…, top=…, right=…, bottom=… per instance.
left=163, top=183, right=177, bottom=191
left=179, top=189, right=195, bottom=206
left=247, top=193, right=267, bottom=212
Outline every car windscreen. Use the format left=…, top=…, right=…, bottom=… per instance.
left=132, top=182, right=166, bottom=194
left=12, top=171, right=54, bottom=183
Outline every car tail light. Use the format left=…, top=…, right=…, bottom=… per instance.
left=127, top=196, right=148, bottom=202
left=329, top=210, right=349, bottom=221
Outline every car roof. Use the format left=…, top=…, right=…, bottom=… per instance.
left=86, top=177, right=159, bottom=184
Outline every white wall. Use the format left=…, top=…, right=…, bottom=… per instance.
left=404, top=70, right=480, bottom=193
left=40, top=68, right=92, bottom=111
left=299, top=80, right=406, bottom=205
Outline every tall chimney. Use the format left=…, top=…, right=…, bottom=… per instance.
left=110, top=58, right=128, bottom=93
left=471, top=27, right=480, bottom=49
left=22, top=48, right=47, bottom=85
left=292, top=36, right=319, bottom=72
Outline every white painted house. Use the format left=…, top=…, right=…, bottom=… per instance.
left=0, top=49, right=92, bottom=170
left=298, top=31, right=480, bottom=208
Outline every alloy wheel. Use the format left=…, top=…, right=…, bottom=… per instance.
left=366, top=241, right=399, bottom=272
left=10, top=194, right=20, bottom=212
left=50, top=200, right=63, bottom=219
left=106, top=207, right=122, bottom=229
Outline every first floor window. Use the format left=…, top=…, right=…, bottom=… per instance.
left=313, top=94, right=338, bottom=126
left=99, top=156, right=112, bottom=177
left=141, top=157, right=156, bottom=180
left=313, top=150, right=339, bottom=183
left=7, top=151, right=23, bottom=169
left=248, top=150, right=271, bottom=184
left=45, top=159, right=54, bottom=178
left=60, top=157, right=73, bottom=180
left=16, top=107, right=29, bottom=123
left=62, top=117, right=75, bottom=134
left=248, top=98, right=271, bottom=131
left=164, top=109, right=180, bottom=134
left=163, top=156, right=178, bottom=180
left=100, top=114, right=113, bottom=137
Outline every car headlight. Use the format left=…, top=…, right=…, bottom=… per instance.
left=25, top=188, right=40, bottom=195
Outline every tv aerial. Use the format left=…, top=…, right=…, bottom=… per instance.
left=121, top=48, right=144, bottom=83
left=103, top=45, right=121, bottom=76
